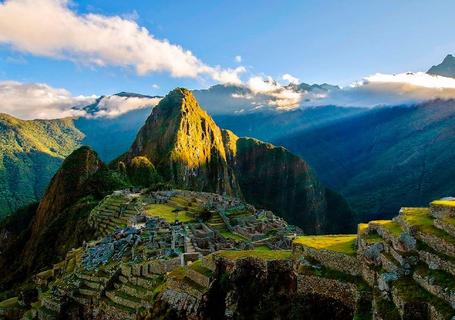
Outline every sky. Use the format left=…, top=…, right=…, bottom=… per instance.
left=2, top=0, right=455, bottom=118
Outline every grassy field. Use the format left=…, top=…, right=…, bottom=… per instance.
left=145, top=204, right=194, bottom=223
left=400, top=207, right=455, bottom=244
left=215, top=249, right=291, bottom=260
left=431, top=200, right=455, bottom=207
left=0, top=297, right=19, bottom=308
left=293, top=234, right=357, bottom=256
left=370, top=220, right=402, bottom=236
left=220, top=230, right=247, bottom=241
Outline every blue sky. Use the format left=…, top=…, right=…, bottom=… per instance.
left=0, top=0, right=455, bottom=97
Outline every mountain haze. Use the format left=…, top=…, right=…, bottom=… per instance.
left=276, top=99, right=455, bottom=219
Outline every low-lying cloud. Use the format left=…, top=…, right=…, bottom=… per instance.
left=228, top=72, right=455, bottom=112
left=89, top=95, right=161, bottom=118
left=0, top=81, right=95, bottom=119
left=305, top=72, right=455, bottom=107
left=0, top=81, right=161, bottom=120
left=0, top=0, right=244, bottom=84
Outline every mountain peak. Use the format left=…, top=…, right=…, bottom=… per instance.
left=427, top=54, right=455, bottom=77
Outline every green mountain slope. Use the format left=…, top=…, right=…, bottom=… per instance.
left=276, top=99, right=455, bottom=220
left=0, top=146, right=128, bottom=288
left=0, top=114, right=84, bottom=217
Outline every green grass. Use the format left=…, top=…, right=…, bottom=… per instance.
left=363, top=232, right=383, bottom=244
left=215, top=249, right=291, bottom=261
left=220, top=230, right=247, bottom=241
left=431, top=200, right=455, bottom=207
left=0, top=297, right=19, bottom=309
left=254, top=245, right=272, bottom=251
left=393, top=277, right=453, bottom=318
left=145, top=204, right=194, bottom=223
left=400, top=208, right=455, bottom=244
left=189, top=261, right=213, bottom=277
left=293, top=234, right=357, bottom=256
left=370, top=220, right=402, bottom=236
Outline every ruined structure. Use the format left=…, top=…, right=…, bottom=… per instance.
left=1, top=193, right=455, bottom=319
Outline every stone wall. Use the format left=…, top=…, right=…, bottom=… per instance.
left=293, top=246, right=362, bottom=276
left=430, top=204, right=455, bottom=219
left=296, top=274, right=359, bottom=309
left=418, top=250, right=455, bottom=276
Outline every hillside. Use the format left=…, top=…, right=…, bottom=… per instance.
left=0, top=114, right=84, bottom=218
left=275, top=99, right=455, bottom=219
left=0, top=95, right=155, bottom=219
left=0, top=146, right=128, bottom=289
left=2, top=189, right=455, bottom=319
left=121, top=88, right=355, bottom=233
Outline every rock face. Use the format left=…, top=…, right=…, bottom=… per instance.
left=122, top=88, right=354, bottom=233
left=125, top=88, right=240, bottom=197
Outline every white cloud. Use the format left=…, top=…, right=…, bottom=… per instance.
left=235, top=55, right=242, bottom=63
left=0, top=81, right=95, bottom=119
left=282, top=73, right=299, bottom=84
left=232, top=76, right=303, bottom=110
left=152, top=84, right=160, bottom=89
left=0, top=0, right=244, bottom=84
left=90, top=95, right=161, bottom=118
left=0, top=81, right=162, bottom=120
left=303, top=72, right=455, bottom=107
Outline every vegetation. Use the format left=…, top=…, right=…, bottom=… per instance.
left=215, top=249, right=291, bottom=260
left=145, top=204, right=194, bottom=223
left=400, top=207, right=455, bottom=244
left=293, top=235, right=357, bottom=255
left=431, top=200, right=455, bottom=207
left=0, top=296, right=19, bottom=308
left=219, top=230, right=247, bottom=241
left=369, top=220, right=402, bottom=236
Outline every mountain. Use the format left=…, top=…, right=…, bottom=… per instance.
left=0, top=94, right=157, bottom=219
left=0, top=146, right=128, bottom=288
left=121, top=88, right=355, bottom=233
left=0, top=114, right=84, bottom=217
left=427, top=54, right=455, bottom=77
left=275, top=99, right=455, bottom=220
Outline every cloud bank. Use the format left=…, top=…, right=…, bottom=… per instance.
left=306, top=72, right=455, bottom=107
left=89, top=95, right=161, bottom=118
left=0, top=0, right=244, bottom=84
left=228, top=72, right=455, bottom=112
left=0, top=81, right=161, bottom=120
left=0, top=81, right=95, bottom=119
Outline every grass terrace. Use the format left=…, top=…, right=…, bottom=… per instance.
left=0, top=297, right=19, bottom=309
left=431, top=200, right=455, bottom=207
left=219, top=230, right=247, bottom=242
left=293, top=234, right=357, bottom=256
left=214, top=249, right=291, bottom=261
left=189, top=260, right=213, bottom=277
left=145, top=204, right=194, bottom=223
left=392, top=277, right=454, bottom=319
left=400, top=208, right=455, bottom=244
left=370, top=220, right=402, bottom=237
